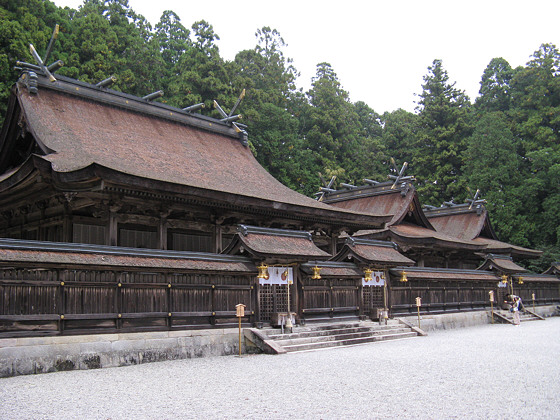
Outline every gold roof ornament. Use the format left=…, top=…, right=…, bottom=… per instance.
left=364, top=268, right=373, bottom=282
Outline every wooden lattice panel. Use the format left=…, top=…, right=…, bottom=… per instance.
left=259, top=284, right=289, bottom=322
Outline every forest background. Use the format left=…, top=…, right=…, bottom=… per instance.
left=1, top=0, right=559, bottom=270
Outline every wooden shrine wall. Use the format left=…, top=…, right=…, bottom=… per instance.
left=0, top=265, right=256, bottom=338
left=299, top=277, right=360, bottom=321
left=389, top=276, right=560, bottom=316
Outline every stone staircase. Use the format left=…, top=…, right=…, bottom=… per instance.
left=246, top=319, right=424, bottom=354
left=492, top=308, right=545, bottom=324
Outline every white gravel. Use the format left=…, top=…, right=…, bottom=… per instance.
left=1, top=318, right=559, bottom=420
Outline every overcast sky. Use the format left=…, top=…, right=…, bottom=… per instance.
left=53, top=0, right=559, bottom=114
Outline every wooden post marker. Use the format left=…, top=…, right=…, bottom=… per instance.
left=489, top=290, right=494, bottom=324
left=236, top=303, right=246, bottom=357
left=532, top=293, right=535, bottom=313
left=415, top=296, right=422, bottom=328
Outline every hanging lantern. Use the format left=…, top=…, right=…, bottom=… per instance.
left=501, top=274, right=508, bottom=284
left=257, top=263, right=269, bottom=280
left=517, top=276, right=524, bottom=285
left=311, top=265, right=322, bottom=280
left=400, top=271, right=408, bottom=283
left=364, top=268, right=373, bottom=282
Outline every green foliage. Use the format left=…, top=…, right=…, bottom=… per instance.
left=1, top=2, right=559, bottom=266
left=414, top=59, right=473, bottom=205
left=476, top=57, right=514, bottom=113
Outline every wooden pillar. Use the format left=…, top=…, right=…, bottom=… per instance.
left=62, top=207, right=73, bottom=243
left=213, top=224, right=223, bottom=253
left=329, top=233, right=337, bottom=256
left=108, top=211, right=118, bottom=246
left=293, top=265, right=299, bottom=322
left=158, top=216, right=168, bottom=250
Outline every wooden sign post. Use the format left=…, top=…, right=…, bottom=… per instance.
left=489, top=290, right=494, bottom=324
left=236, top=303, right=246, bottom=357
left=532, top=293, right=535, bottom=313
left=415, top=297, right=422, bottom=328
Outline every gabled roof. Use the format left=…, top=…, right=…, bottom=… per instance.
left=426, top=204, right=542, bottom=258
left=543, top=263, right=560, bottom=276
left=477, top=254, right=528, bottom=274
left=322, top=181, right=486, bottom=252
left=354, top=223, right=486, bottom=252
left=425, top=204, right=496, bottom=241
left=323, top=181, right=433, bottom=228
left=331, top=237, right=415, bottom=266
left=222, top=225, right=330, bottom=262
left=0, top=73, right=389, bottom=229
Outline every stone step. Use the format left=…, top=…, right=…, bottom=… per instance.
left=272, top=327, right=414, bottom=347
left=267, top=325, right=402, bottom=340
left=302, top=315, right=361, bottom=324
left=282, top=331, right=419, bottom=353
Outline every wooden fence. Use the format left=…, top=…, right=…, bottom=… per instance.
left=0, top=264, right=256, bottom=338
left=388, top=269, right=560, bottom=316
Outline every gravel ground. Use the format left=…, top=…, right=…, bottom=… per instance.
left=1, top=318, right=559, bottom=420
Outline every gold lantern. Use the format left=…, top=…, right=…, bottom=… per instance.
left=517, top=276, right=524, bottom=285
left=364, top=268, right=373, bottom=282
left=257, top=263, right=269, bottom=280
left=400, top=271, right=408, bottom=283
left=311, top=265, right=322, bottom=280
left=501, top=274, right=508, bottom=284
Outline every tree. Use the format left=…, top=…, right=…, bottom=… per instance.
left=476, top=57, right=514, bottom=113
left=463, top=112, right=532, bottom=245
left=154, top=10, right=190, bottom=66
left=414, top=59, right=473, bottom=205
left=381, top=109, right=421, bottom=178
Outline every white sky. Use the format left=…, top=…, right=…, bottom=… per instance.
left=53, top=0, right=559, bottom=114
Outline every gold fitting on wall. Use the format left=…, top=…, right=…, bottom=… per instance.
left=168, top=283, right=172, bottom=288
left=364, top=268, right=373, bottom=282
left=212, top=312, right=216, bottom=316
left=168, top=313, right=172, bottom=317
left=60, top=281, right=65, bottom=286
left=118, top=314, right=122, bottom=318
left=311, top=265, right=322, bottom=280
left=60, top=315, right=64, bottom=319
left=257, top=263, right=269, bottom=280
left=517, top=276, right=524, bottom=285
left=501, top=275, right=508, bottom=284
left=400, top=271, right=408, bottom=282
left=212, top=285, right=215, bottom=289
left=118, top=283, right=122, bottom=287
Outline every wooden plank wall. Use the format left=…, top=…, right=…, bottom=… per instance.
left=390, top=277, right=560, bottom=316
left=300, top=277, right=360, bottom=320
left=0, top=266, right=255, bottom=338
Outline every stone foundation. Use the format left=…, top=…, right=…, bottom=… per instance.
left=0, top=328, right=248, bottom=378
left=398, top=305, right=559, bottom=332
